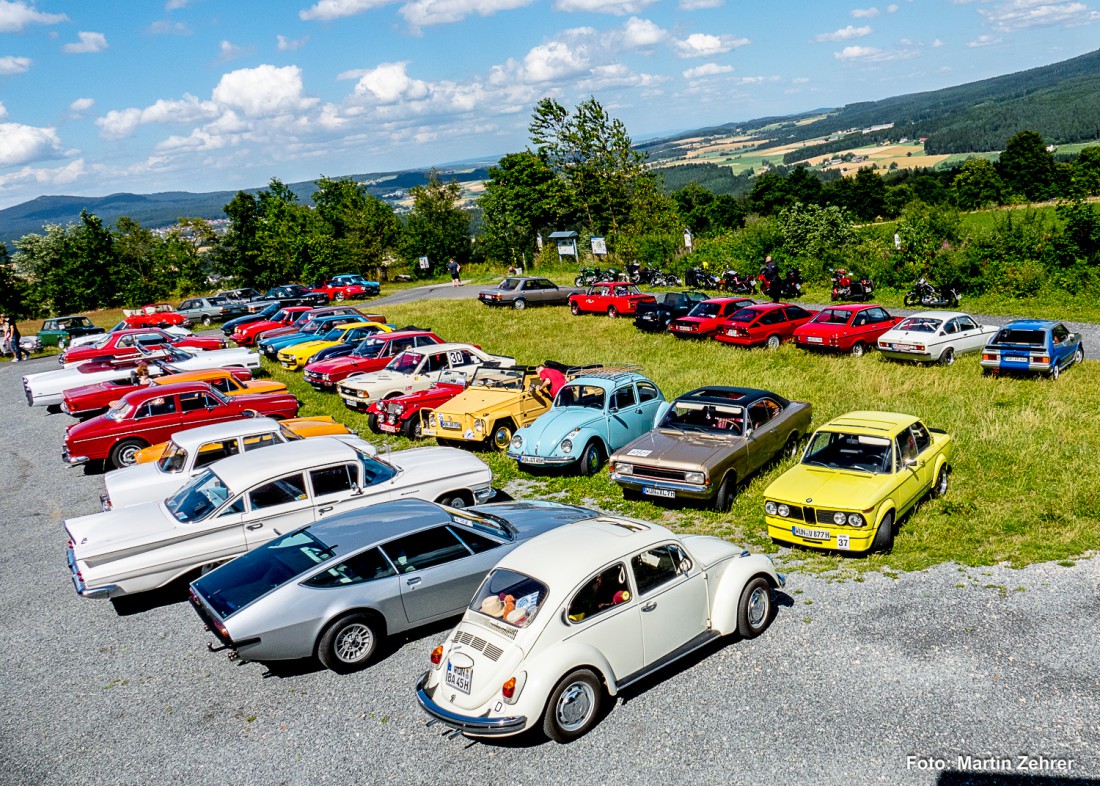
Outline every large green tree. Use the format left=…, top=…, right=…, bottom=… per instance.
left=951, top=158, right=1004, bottom=210
left=470, top=152, right=564, bottom=266
left=400, top=170, right=471, bottom=277
left=998, top=130, right=1055, bottom=202
left=311, top=176, right=399, bottom=279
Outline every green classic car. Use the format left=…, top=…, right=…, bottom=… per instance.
left=36, top=315, right=105, bottom=348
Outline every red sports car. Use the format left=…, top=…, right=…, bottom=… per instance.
left=312, top=274, right=380, bottom=301
left=668, top=297, right=756, bottom=338
left=62, top=381, right=301, bottom=469
left=61, top=328, right=225, bottom=365
left=60, top=366, right=256, bottom=419
left=365, top=371, right=468, bottom=439
left=569, top=283, right=656, bottom=317
left=792, top=304, right=901, bottom=356
left=303, top=329, right=444, bottom=391
left=230, top=306, right=314, bottom=346
left=714, top=303, right=818, bottom=349
left=122, top=303, right=189, bottom=329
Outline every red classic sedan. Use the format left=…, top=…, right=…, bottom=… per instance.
left=62, top=381, right=301, bottom=469
left=792, top=304, right=901, bottom=356
left=303, top=329, right=444, bottom=391
left=668, top=297, right=756, bottom=338
left=714, top=303, right=818, bottom=349
left=122, top=303, right=189, bottom=329
left=61, top=328, right=225, bottom=365
left=230, top=306, right=315, bottom=346
left=60, top=366, right=257, bottom=419
left=569, top=283, right=656, bottom=317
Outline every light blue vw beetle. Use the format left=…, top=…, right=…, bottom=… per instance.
left=507, top=367, right=667, bottom=475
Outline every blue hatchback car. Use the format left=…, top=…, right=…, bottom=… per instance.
left=507, top=367, right=666, bottom=475
left=980, top=320, right=1084, bottom=380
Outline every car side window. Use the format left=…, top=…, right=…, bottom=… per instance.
left=852, top=312, right=869, bottom=327
left=637, top=382, right=660, bottom=403
left=243, top=433, right=279, bottom=451
left=379, top=527, right=470, bottom=573
left=310, top=464, right=356, bottom=497
left=631, top=545, right=686, bottom=596
left=522, top=280, right=535, bottom=290
left=567, top=564, right=632, bottom=623
left=748, top=401, right=776, bottom=430
left=136, top=396, right=177, bottom=419
left=760, top=310, right=784, bottom=325
left=415, top=335, right=442, bottom=348
left=943, top=319, right=958, bottom=335
left=1052, top=325, right=1070, bottom=342
left=956, top=316, right=978, bottom=332
left=613, top=385, right=637, bottom=410
left=424, top=352, right=449, bottom=373
left=390, top=338, right=416, bottom=354
left=179, top=391, right=216, bottom=413
left=304, top=547, right=397, bottom=588
left=207, top=378, right=232, bottom=394
left=219, top=496, right=246, bottom=516
left=457, top=350, right=481, bottom=367
left=911, top=422, right=931, bottom=453
left=249, top=473, right=308, bottom=509
left=448, top=525, right=502, bottom=555
left=137, top=333, right=163, bottom=345
left=896, top=430, right=918, bottom=465
left=194, top=439, right=240, bottom=469
left=785, top=305, right=811, bottom=320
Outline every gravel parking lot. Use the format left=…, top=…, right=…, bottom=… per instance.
left=2, top=353, right=1098, bottom=786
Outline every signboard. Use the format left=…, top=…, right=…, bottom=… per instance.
left=683, top=230, right=693, bottom=250
left=418, top=256, right=430, bottom=270
left=557, top=240, right=577, bottom=257
left=536, top=233, right=544, bottom=251
left=590, top=236, right=607, bottom=256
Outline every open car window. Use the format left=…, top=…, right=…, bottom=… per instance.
left=802, top=431, right=892, bottom=474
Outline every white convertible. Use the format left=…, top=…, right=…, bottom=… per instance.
left=22, top=345, right=260, bottom=408
left=877, top=310, right=998, bottom=365
left=66, top=438, right=493, bottom=599
left=100, top=417, right=374, bottom=511
left=416, top=517, right=783, bottom=742
left=338, top=343, right=515, bottom=413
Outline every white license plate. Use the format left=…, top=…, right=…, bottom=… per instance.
left=836, top=534, right=851, bottom=550
left=378, top=423, right=399, bottom=433
left=892, top=343, right=912, bottom=351
left=674, top=325, right=690, bottom=331
left=523, top=456, right=545, bottom=465
left=805, top=336, right=823, bottom=344
left=792, top=525, right=830, bottom=540
left=643, top=487, right=676, bottom=498
left=1006, top=355, right=1029, bottom=363
left=440, top=419, right=461, bottom=430
left=445, top=662, right=472, bottom=694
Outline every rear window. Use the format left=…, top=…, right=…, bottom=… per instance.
left=469, top=569, right=549, bottom=629
left=992, top=329, right=1045, bottom=346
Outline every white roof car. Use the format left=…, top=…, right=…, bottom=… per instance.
left=338, top=343, right=515, bottom=412
left=416, top=517, right=783, bottom=742
left=22, top=345, right=260, bottom=408
left=877, top=310, right=998, bottom=365
left=101, top=417, right=375, bottom=511
left=66, top=438, right=494, bottom=599
left=68, top=323, right=191, bottom=349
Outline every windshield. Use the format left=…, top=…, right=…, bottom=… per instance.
left=157, top=442, right=188, bottom=474
left=724, top=308, right=758, bottom=324
left=89, top=334, right=113, bottom=349
left=319, top=327, right=347, bottom=341
left=555, top=384, right=605, bottom=410
left=165, top=470, right=233, bottom=522
left=811, top=309, right=854, bottom=325
left=897, top=317, right=941, bottom=333
left=802, top=431, right=892, bottom=474
left=104, top=399, right=131, bottom=421
left=386, top=351, right=423, bottom=374
left=688, top=302, right=721, bottom=318
left=470, top=367, right=526, bottom=390
left=469, top=569, right=548, bottom=628
left=194, top=528, right=336, bottom=618
left=277, top=425, right=304, bottom=442
left=351, top=338, right=386, bottom=358
left=992, top=328, right=1045, bottom=346
left=660, top=401, right=744, bottom=434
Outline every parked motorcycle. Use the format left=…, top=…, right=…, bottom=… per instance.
left=652, top=270, right=681, bottom=287
left=779, top=268, right=804, bottom=299
left=575, top=267, right=603, bottom=287
left=830, top=268, right=875, bottom=302
left=685, top=267, right=720, bottom=289
left=718, top=269, right=756, bottom=295
left=904, top=277, right=960, bottom=308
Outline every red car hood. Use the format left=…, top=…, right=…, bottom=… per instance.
left=307, top=355, right=388, bottom=375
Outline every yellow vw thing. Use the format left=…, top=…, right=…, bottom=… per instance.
left=421, top=366, right=553, bottom=450
left=276, top=321, right=391, bottom=371
left=763, top=411, right=953, bottom=554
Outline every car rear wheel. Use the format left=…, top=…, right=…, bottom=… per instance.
left=870, top=511, right=895, bottom=553
left=401, top=417, right=423, bottom=440
left=784, top=432, right=801, bottom=459
left=607, top=305, right=619, bottom=318
left=1051, top=363, right=1061, bottom=381
left=765, top=334, right=781, bottom=351
left=202, top=315, right=212, bottom=326
left=940, top=347, right=955, bottom=366
left=317, top=614, right=381, bottom=673
left=435, top=492, right=469, bottom=508
left=932, top=465, right=949, bottom=498
left=513, top=298, right=527, bottom=310
left=736, top=576, right=774, bottom=638
left=850, top=341, right=866, bottom=357
left=366, top=413, right=382, bottom=434
left=579, top=441, right=603, bottom=476
left=542, top=669, right=603, bottom=743
left=109, top=438, right=146, bottom=469
left=714, top=472, right=737, bottom=512
left=570, top=302, right=580, bottom=316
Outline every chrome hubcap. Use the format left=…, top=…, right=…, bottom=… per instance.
left=747, top=587, right=768, bottom=628
left=335, top=623, right=373, bottom=662
left=119, top=446, right=138, bottom=465
left=494, top=428, right=511, bottom=449
left=556, top=682, right=595, bottom=731
left=938, top=472, right=948, bottom=494
left=768, top=336, right=780, bottom=350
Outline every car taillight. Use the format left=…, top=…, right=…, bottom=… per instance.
left=502, top=677, right=516, bottom=699
left=1037, top=356, right=1049, bottom=364
left=982, top=353, right=996, bottom=361
left=430, top=645, right=443, bottom=665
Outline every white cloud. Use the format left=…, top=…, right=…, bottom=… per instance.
left=0, top=1, right=67, bottom=33
left=554, top=0, right=658, bottom=15
left=814, top=25, right=873, bottom=42
left=932, top=37, right=945, bottom=46
left=835, top=44, right=880, bottom=59
left=834, top=43, right=919, bottom=61
left=400, top=0, right=536, bottom=29
left=218, top=40, right=251, bottom=61
left=0, top=122, right=63, bottom=166
left=682, top=62, right=733, bottom=79
left=149, top=20, right=191, bottom=35
left=69, top=97, right=95, bottom=112
left=620, top=16, right=666, bottom=48
left=851, top=6, right=880, bottom=17
left=887, top=2, right=899, bottom=11
left=351, top=61, right=432, bottom=102
left=299, top=0, right=395, bottom=21
left=0, top=55, right=31, bottom=74
left=63, top=32, right=108, bottom=54
left=522, top=40, right=591, bottom=82
left=212, top=64, right=319, bottom=116
left=0, top=100, right=5, bottom=119
left=979, top=0, right=1100, bottom=31
left=165, top=0, right=193, bottom=9
left=968, top=33, right=1001, bottom=46
left=679, top=0, right=723, bottom=8
left=96, top=94, right=221, bottom=139
left=673, top=32, right=750, bottom=58
left=734, top=75, right=780, bottom=85
left=792, top=76, right=810, bottom=83
left=277, top=34, right=309, bottom=51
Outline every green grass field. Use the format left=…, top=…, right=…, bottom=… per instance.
left=265, top=298, right=1100, bottom=576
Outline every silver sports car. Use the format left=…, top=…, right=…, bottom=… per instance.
left=188, top=498, right=598, bottom=673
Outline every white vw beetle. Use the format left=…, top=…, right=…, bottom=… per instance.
left=877, top=310, right=998, bottom=365
left=416, top=517, right=783, bottom=742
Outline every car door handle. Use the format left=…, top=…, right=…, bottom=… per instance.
left=246, top=523, right=263, bottom=530
left=318, top=505, right=333, bottom=514
left=406, top=576, right=421, bottom=586
left=641, top=601, right=657, bottom=612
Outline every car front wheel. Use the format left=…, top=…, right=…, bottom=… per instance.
left=542, top=669, right=603, bottom=743
left=736, top=576, right=774, bottom=638
left=714, top=472, right=736, bottom=512
left=202, top=315, right=212, bottom=326
left=607, top=305, right=619, bottom=318
left=366, top=413, right=382, bottom=434
left=109, top=438, right=146, bottom=469
left=578, top=441, right=603, bottom=476
left=317, top=614, right=381, bottom=673
left=401, top=417, right=423, bottom=439
left=492, top=422, right=514, bottom=451
left=1074, top=346, right=1085, bottom=364
left=932, top=465, right=949, bottom=498
left=870, top=511, right=895, bottom=553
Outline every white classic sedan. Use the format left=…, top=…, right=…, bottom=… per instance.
left=65, top=438, right=493, bottom=599
left=338, top=343, right=515, bottom=413
left=416, top=517, right=783, bottom=742
left=877, top=310, right=998, bottom=365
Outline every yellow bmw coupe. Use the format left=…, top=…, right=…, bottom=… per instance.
left=276, top=321, right=392, bottom=370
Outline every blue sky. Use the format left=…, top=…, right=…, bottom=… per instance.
left=1, top=0, right=1098, bottom=210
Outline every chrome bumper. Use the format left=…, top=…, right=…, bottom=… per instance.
left=415, top=673, right=526, bottom=736
left=67, top=548, right=116, bottom=599
left=610, top=472, right=711, bottom=497
left=473, top=485, right=495, bottom=503
left=62, top=448, right=89, bottom=466
left=506, top=451, right=575, bottom=466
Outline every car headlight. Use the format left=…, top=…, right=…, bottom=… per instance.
left=614, top=462, right=633, bottom=475
left=358, top=390, right=369, bottom=398
left=321, top=374, right=330, bottom=381
left=777, top=504, right=790, bottom=518
left=685, top=471, right=706, bottom=485
left=847, top=513, right=865, bottom=527
left=833, top=511, right=847, bottom=525
left=510, top=435, right=523, bottom=450
left=428, top=414, right=437, bottom=427
left=393, top=404, right=404, bottom=415
left=474, top=419, right=485, bottom=432
left=560, top=438, right=573, bottom=454
left=765, top=501, right=777, bottom=515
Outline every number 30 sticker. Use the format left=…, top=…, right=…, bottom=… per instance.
left=836, top=534, right=850, bottom=550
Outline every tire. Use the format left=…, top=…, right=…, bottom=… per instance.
left=513, top=298, right=527, bottom=311
left=939, top=347, right=955, bottom=366
left=199, top=560, right=227, bottom=576
left=607, top=305, right=619, bottom=318
left=366, top=413, right=382, bottom=434
left=667, top=275, right=680, bottom=287
left=316, top=614, right=381, bottom=673
left=571, top=302, right=581, bottom=316
left=714, top=472, right=736, bottom=512
left=109, top=438, right=146, bottom=469
left=736, top=576, right=774, bottom=638
left=904, top=292, right=920, bottom=307
left=57, top=337, right=68, bottom=350
left=765, top=334, right=781, bottom=351
left=578, top=441, right=603, bottom=476
left=401, top=416, right=423, bottom=440
left=870, top=511, right=895, bottom=554
left=1074, top=346, right=1085, bottom=364
left=1051, top=363, right=1060, bottom=381
left=435, top=492, right=469, bottom=508
left=202, top=315, right=212, bottom=327
left=932, top=465, right=949, bottom=498
left=850, top=341, right=866, bottom=358
left=574, top=276, right=584, bottom=287
left=335, top=291, right=346, bottom=302
left=783, top=432, right=801, bottom=459
left=491, top=421, right=514, bottom=451
left=541, top=669, right=603, bottom=744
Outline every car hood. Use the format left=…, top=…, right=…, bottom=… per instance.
left=473, top=499, right=599, bottom=539
left=66, top=502, right=178, bottom=561
left=340, top=369, right=413, bottom=390
left=515, top=408, right=604, bottom=455
left=281, top=339, right=329, bottom=356
left=436, top=387, right=525, bottom=415
left=103, top=463, right=180, bottom=509
left=680, top=534, right=743, bottom=570
left=388, top=446, right=489, bottom=480
left=766, top=465, right=894, bottom=509
left=613, top=429, right=742, bottom=469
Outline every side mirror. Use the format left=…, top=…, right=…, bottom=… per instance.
left=350, top=483, right=362, bottom=496
left=608, top=404, right=619, bottom=413
left=903, top=457, right=918, bottom=469
left=678, top=558, right=693, bottom=574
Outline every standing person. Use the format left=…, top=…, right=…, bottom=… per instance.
left=0, top=315, right=9, bottom=359
left=762, top=255, right=781, bottom=303
left=448, top=258, right=461, bottom=287
left=8, top=316, right=26, bottom=362
left=535, top=363, right=566, bottom=397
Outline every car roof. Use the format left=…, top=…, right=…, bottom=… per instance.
left=155, top=369, right=231, bottom=384
left=818, top=410, right=918, bottom=436
left=1001, top=319, right=1058, bottom=330
left=377, top=329, right=436, bottom=341
left=676, top=386, right=789, bottom=407
left=702, top=297, right=753, bottom=304
left=498, top=517, right=676, bottom=588
left=121, top=381, right=215, bottom=403
left=821, top=303, right=877, bottom=312
left=211, top=437, right=363, bottom=491
left=739, top=302, right=792, bottom=312
left=396, top=342, right=476, bottom=354
left=167, top=416, right=283, bottom=448
left=302, top=499, right=455, bottom=555
left=568, top=367, right=648, bottom=387
left=900, top=310, right=970, bottom=320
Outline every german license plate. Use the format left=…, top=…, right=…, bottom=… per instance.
left=379, top=422, right=399, bottom=433
left=440, top=419, right=461, bottom=430
left=1006, top=355, right=1028, bottom=363
left=792, top=525, right=830, bottom=540
left=445, top=662, right=472, bottom=694
left=892, top=343, right=912, bottom=351
left=643, top=487, right=676, bottom=498
left=805, top=336, right=823, bottom=344
left=523, top=456, right=545, bottom=465
left=674, top=325, right=690, bottom=331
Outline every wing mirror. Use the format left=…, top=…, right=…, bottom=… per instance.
left=678, top=557, right=693, bottom=574
left=350, top=483, right=363, bottom=496
left=903, top=457, right=918, bottom=469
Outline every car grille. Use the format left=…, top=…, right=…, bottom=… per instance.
left=453, top=630, right=504, bottom=661
left=629, top=465, right=689, bottom=483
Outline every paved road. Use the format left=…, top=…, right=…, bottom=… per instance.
left=1, top=354, right=1097, bottom=785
